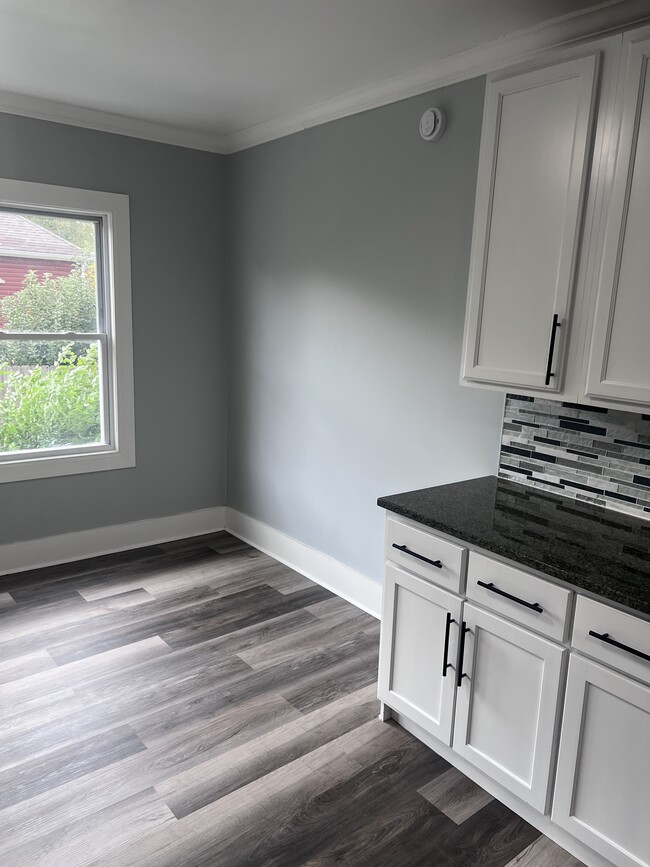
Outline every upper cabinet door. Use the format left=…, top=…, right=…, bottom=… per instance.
left=585, top=32, right=650, bottom=407
left=462, top=55, right=598, bottom=391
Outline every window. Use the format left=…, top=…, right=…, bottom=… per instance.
left=0, top=179, right=134, bottom=482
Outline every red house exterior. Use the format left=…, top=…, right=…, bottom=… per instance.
left=0, top=212, right=81, bottom=311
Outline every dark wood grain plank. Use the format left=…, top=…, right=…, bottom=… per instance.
left=444, top=797, right=541, bottom=867
left=0, top=544, right=168, bottom=593
left=301, top=792, right=454, bottom=867
left=211, top=726, right=447, bottom=867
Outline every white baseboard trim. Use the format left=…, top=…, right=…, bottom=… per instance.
left=1, top=505, right=382, bottom=620
left=0, top=506, right=226, bottom=576
left=225, top=508, right=381, bottom=619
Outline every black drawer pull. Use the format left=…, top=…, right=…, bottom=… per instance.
left=442, top=612, right=454, bottom=677
left=456, top=621, right=470, bottom=688
left=544, top=313, right=561, bottom=386
left=588, top=630, right=650, bottom=663
left=392, top=543, right=442, bottom=568
left=477, top=580, right=543, bottom=613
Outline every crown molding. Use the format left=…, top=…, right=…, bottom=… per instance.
left=223, top=0, right=650, bottom=153
left=0, top=1, right=648, bottom=156
left=0, top=89, right=228, bottom=154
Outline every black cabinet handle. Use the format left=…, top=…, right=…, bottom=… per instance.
left=456, top=621, right=470, bottom=688
left=588, top=630, right=650, bottom=663
left=442, top=612, right=455, bottom=677
left=544, top=313, right=562, bottom=386
left=477, top=580, right=543, bottom=613
left=392, top=543, right=442, bottom=568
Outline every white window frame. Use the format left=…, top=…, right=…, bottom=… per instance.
left=0, top=178, right=135, bottom=483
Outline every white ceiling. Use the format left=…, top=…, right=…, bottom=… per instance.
left=0, top=1, right=639, bottom=151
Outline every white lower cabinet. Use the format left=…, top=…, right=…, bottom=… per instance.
left=552, top=654, right=650, bottom=867
left=379, top=513, right=650, bottom=867
left=378, top=563, right=462, bottom=745
left=452, top=603, right=564, bottom=813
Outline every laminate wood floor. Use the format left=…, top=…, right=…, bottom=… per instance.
left=0, top=532, right=585, bottom=867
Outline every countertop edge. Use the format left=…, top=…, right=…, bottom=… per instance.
left=377, top=490, right=650, bottom=621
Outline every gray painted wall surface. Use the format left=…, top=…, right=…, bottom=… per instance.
left=0, top=113, right=228, bottom=544
left=227, top=77, right=505, bottom=582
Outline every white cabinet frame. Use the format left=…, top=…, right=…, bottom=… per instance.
left=552, top=654, right=650, bottom=867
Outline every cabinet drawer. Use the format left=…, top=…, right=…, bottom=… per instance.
left=572, top=595, right=650, bottom=684
left=467, top=552, right=571, bottom=641
left=385, top=516, right=465, bottom=594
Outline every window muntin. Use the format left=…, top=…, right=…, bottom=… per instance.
left=0, top=180, right=134, bottom=483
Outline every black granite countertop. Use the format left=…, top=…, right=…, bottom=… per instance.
left=378, top=476, right=650, bottom=618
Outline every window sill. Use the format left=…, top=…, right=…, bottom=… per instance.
left=0, top=444, right=135, bottom=483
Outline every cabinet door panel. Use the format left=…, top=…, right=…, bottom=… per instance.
left=452, top=604, right=564, bottom=812
left=586, top=31, right=650, bottom=406
left=552, top=655, right=650, bottom=867
left=463, top=55, right=597, bottom=390
left=378, top=564, right=461, bottom=744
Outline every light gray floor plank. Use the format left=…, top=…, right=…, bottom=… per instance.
left=505, top=835, right=587, bottom=867
left=0, top=649, right=55, bottom=685
left=237, top=610, right=379, bottom=670
left=3, top=787, right=176, bottom=867
left=0, top=591, right=16, bottom=609
left=418, top=765, right=494, bottom=824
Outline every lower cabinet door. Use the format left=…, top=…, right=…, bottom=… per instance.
left=452, top=603, right=564, bottom=812
left=552, top=654, right=650, bottom=867
left=378, top=563, right=462, bottom=745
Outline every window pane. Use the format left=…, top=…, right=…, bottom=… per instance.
left=0, top=209, right=100, bottom=333
left=0, top=340, right=104, bottom=454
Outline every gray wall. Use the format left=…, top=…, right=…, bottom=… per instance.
left=227, top=77, right=505, bottom=582
left=0, top=113, right=228, bottom=544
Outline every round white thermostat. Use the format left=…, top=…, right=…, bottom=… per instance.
left=419, top=107, right=446, bottom=141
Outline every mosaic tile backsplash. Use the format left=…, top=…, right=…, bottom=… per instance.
left=499, top=394, right=650, bottom=519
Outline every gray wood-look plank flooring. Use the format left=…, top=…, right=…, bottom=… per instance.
left=0, top=532, right=584, bottom=866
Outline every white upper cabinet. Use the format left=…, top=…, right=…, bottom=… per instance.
left=462, top=55, right=598, bottom=391
left=585, top=30, right=650, bottom=407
